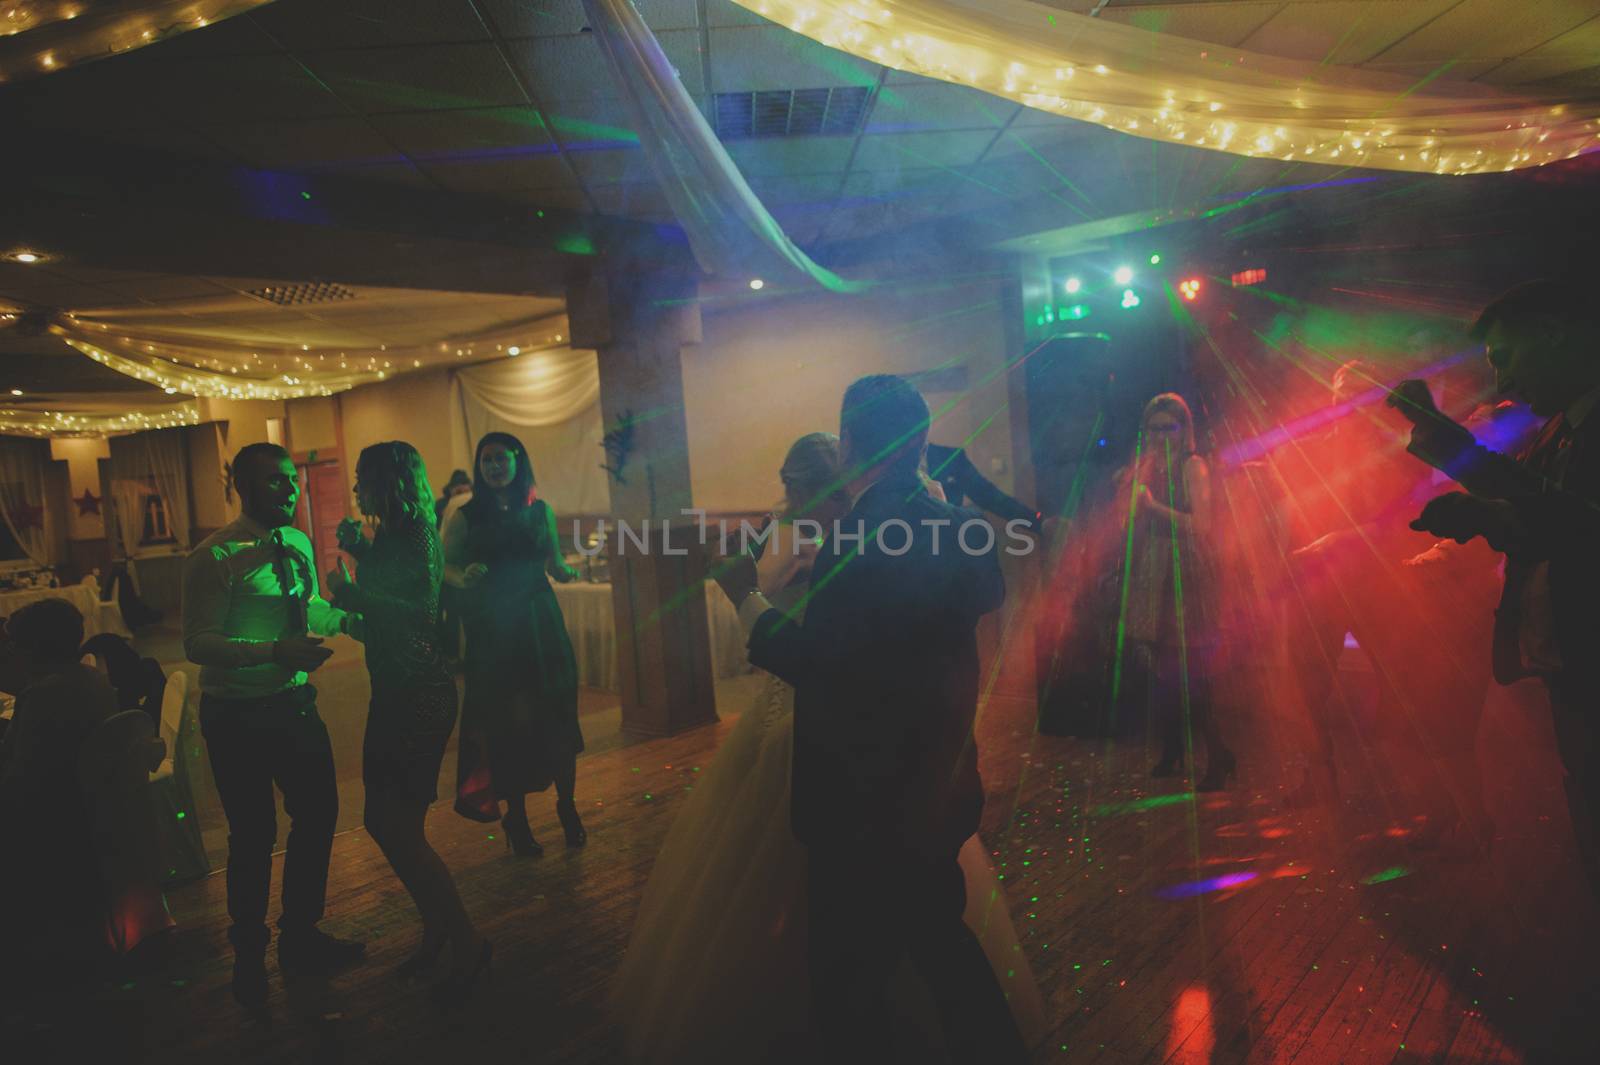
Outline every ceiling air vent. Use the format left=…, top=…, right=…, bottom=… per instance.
left=246, top=282, right=357, bottom=306
left=712, top=86, right=873, bottom=140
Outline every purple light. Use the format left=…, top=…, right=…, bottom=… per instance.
left=1156, top=871, right=1258, bottom=899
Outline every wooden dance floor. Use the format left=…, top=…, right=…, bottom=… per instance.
left=8, top=673, right=1597, bottom=1064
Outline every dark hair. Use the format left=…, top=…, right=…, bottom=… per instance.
left=1470, top=280, right=1600, bottom=341
left=779, top=432, right=849, bottom=518
left=469, top=431, right=536, bottom=510
left=5, top=597, right=85, bottom=663
left=839, top=374, right=929, bottom=479
left=231, top=442, right=291, bottom=491
left=444, top=469, right=471, bottom=490
left=356, top=441, right=434, bottom=528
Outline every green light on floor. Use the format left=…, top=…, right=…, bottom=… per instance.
left=1120, top=289, right=1141, bottom=309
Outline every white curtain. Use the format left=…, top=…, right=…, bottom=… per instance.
left=580, top=0, right=866, bottom=292
left=0, top=436, right=58, bottom=565
left=142, top=430, right=192, bottom=551
left=731, top=0, right=1600, bottom=176
left=448, top=350, right=611, bottom=516
left=109, top=479, right=148, bottom=588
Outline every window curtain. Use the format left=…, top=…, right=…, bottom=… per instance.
left=141, top=430, right=192, bottom=552
left=729, top=0, right=1600, bottom=177
left=448, top=349, right=610, bottom=516
left=0, top=435, right=59, bottom=566
left=580, top=0, right=866, bottom=292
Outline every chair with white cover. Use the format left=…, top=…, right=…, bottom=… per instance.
left=148, top=670, right=209, bottom=884
left=77, top=709, right=175, bottom=955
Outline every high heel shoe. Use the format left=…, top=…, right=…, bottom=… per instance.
left=1196, top=749, right=1238, bottom=792
left=500, top=813, right=544, bottom=858
left=556, top=798, right=587, bottom=849
left=394, top=936, right=447, bottom=982
left=431, top=939, right=493, bottom=1006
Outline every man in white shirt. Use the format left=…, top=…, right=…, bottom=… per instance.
left=182, top=443, right=364, bottom=1006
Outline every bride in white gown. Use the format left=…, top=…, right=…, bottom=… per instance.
left=608, top=433, right=1045, bottom=1064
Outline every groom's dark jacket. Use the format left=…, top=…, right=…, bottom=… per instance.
left=746, top=471, right=1006, bottom=853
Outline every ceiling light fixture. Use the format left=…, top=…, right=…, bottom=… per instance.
left=749, top=279, right=765, bottom=290
left=7, top=250, right=45, bottom=264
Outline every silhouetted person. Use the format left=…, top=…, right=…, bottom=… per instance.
left=715, top=375, right=1028, bottom=1064
left=1395, top=280, right=1600, bottom=894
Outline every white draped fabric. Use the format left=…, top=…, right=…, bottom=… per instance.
left=580, top=0, right=866, bottom=291
left=0, top=436, right=58, bottom=566
left=731, top=0, right=1600, bottom=177
left=448, top=349, right=611, bottom=516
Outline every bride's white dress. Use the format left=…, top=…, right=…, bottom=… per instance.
left=608, top=586, right=1045, bottom=1064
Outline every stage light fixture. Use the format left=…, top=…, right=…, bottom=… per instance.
left=1149, top=253, right=1161, bottom=265
left=1113, top=266, right=1134, bottom=285
left=1120, top=289, right=1141, bottom=309
left=1062, top=304, right=1091, bottom=320
left=1179, top=278, right=1202, bottom=301
left=1064, top=277, right=1082, bottom=294
left=749, top=278, right=765, bottom=290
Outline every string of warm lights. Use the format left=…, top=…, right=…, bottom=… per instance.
left=731, top=0, right=1600, bottom=176
left=0, top=1, right=272, bottom=83
left=0, top=399, right=202, bottom=437
left=50, top=315, right=572, bottom=403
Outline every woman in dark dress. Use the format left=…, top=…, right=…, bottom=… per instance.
left=442, top=431, right=585, bottom=856
left=330, top=441, right=489, bottom=997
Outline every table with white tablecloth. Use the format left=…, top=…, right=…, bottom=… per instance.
left=0, top=582, right=130, bottom=639
left=552, top=581, right=752, bottom=693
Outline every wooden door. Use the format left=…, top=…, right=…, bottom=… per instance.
left=294, top=460, right=349, bottom=577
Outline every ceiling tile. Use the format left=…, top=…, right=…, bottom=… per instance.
left=160, top=55, right=357, bottom=122
left=483, top=0, right=701, bottom=37
left=137, top=13, right=284, bottom=57
left=1099, top=3, right=1283, bottom=49
left=1365, top=0, right=1596, bottom=62
left=1241, top=1, right=1461, bottom=65
left=745, top=172, right=846, bottom=206
left=706, top=0, right=772, bottom=29
left=850, top=130, right=996, bottom=171
left=369, top=106, right=553, bottom=159
left=318, top=161, right=443, bottom=192
left=1476, top=16, right=1600, bottom=85
left=99, top=276, right=239, bottom=302
left=416, top=153, right=580, bottom=199
left=707, top=25, right=881, bottom=93
left=566, top=146, right=654, bottom=184
left=305, top=43, right=528, bottom=114
left=542, top=98, right=641, bottom=147
left=1011, top=106, right=1091, bottom=130
left=252, top=0, right=492, bottom=49
left=589, top=182, right=675, bottom=221
left=509, top=30, right=705, bottom=100
left=721, top=136, right=856, bottom=176
left=866, top=80, right=1018, bottom=133
left=205, top=118, right=407, bottom=168
left=522, top=182, right=593, bottom=210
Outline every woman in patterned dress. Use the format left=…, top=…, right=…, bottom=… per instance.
left=330, top=441, right=488, bottom=993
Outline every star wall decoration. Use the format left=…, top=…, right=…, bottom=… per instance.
left=74, top=488, right=101, bottom=516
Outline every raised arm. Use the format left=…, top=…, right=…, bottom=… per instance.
left=332, top=522, right=441, bottom=632
left=938, top=447, right=1041, bottom=529
left=1138, top=455, right=1212, bottom=537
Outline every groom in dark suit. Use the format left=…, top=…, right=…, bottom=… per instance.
left=718, top=375, right=1027, bottom=1062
